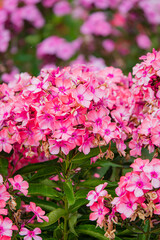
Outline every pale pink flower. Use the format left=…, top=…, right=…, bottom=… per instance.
left=87, top=182, right=108, bottom=206
left=130, top=158, right=150, bottom=172
left=0, top=216, right=18, bottom=238
left=0, top=200, right=8, bottom=215
left=8, top=175, right=29, bottom=196
left=113, top=193, right=138, bottom=218
left=73, top=84, right=92, bottom=108
left=0, top=185, right=10, bottom=202
left=19, top=227, right=42, bottom=240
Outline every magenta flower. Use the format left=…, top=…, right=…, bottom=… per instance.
left=8, top=175, right=29, bottom=196
left=87, top=182, right=108, bottom=206
left=27, top=202, right=49, bottom=223
left=89, top=198, right=109, bottom=226
left=19, top=227, right=42, bottom=240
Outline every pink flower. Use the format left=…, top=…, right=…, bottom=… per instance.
left=27, top=202, right=49, bottom=223
left=0, top=128, right=13, bottom=153
left=113, top=193, right=138, bottom=218
left=19, top=227, right=42, bottom=240
left=130, top=158, right=150, bottom=172
left=73, top=84, right=92, bottom=108
left=0, top=200, right=8, bottom=215
left=87, top=182, right=108, bottom=206
left=89, top=198, right=109, bottom=225
left=8, top=175, right=29, bottom=196
left=53, top=1, right=71, bottom=16
left=143, top=159, right=160, bottom=188
left=136, top=34, right=151, bottom=50
left=126, top=172, right=152, bottom=197
left=0, top=185, right=10, bottom=202
left=0, top=216, right=18, bottom=238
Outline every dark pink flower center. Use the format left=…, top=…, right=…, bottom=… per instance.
left=136, top=181, right=143, bottom=188
left=107, top=74, right=114, bottom=78
left=151, top=171, right=158, bottom=178
left=77, top=95, right=84, bottom=101
left=15, top=183, right=21, bottom=189
left=98, top=208, right=103, bottom=215
left=61, top=127, right=67, bottom=133
left=59, top=86, right=66, bottom=92
left=95, top=118, right=102, bottom=126
left=127, top=202, right=133, bottom=208
left=105, top=129, right=111, bottom=135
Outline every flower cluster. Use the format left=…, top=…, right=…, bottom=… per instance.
left=1, top=49, right=160, bottom=172
left=129, top=49, right=160, bottom=156
left=0, top=62, right=137, bottom=171
left=87, top=158, right=160, bottom=239
left=0, top=174, right=48, bottom=239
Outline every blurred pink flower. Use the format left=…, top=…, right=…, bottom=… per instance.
left=136, top=34, right=151, bottom=50
left=53, top=1, right=71, bottom=16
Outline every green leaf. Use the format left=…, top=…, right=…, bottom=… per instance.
left=31, top=208, right=65, bottom=228
left=75, top=190, right=89, bottom=199
left=140, top=148, right=155, bottom=160
left=69, top=213, right=79, bottom=236
left=28, top=165, right=59, bottom=182
left=72, top=146, right=109, bottom=163
left=79, top=179, right=117, bottom=189
left=63, top=181, right=75, bottom=206
left=0, top=158, right=8, bottom=176
left=76, top=224, right=106, bottom=240
left=14, top=159, right=58, bottom=175
left=69, top=199, right=88, bottom=213
left=28, top=183, right=62, bottom=199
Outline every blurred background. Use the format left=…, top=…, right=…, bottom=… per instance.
left=0, top=0, right=160, bottom=82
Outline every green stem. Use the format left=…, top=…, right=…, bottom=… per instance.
left=138, top=220, right=151, bottom=240
left=63, top=154, right=70, bottom=240
left=64, top=198, right=68, bottom=240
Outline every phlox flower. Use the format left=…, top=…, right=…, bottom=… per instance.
left=87, top=109, right=107, bottom=133
left=89, top=198, right=109, bottom=226
left=126, top=172, right=152, bottom=197
left=73, top=84, right=92, bottom=108
left=27, top=202, right=49, bottom=223
left=53, top=119, right=74, bottom=141
left=8, top=174, right=29, bottom=196
left=130, top=158, right=150, bottom=172
left=0, top=200, right=8, bottom=215
left=0, top=185, right=10, bottom=202
left=0, top=128, right=13, bottom=153
left=87, top=182, right=108, bottom=206
left=0, top=216, right=18, bottom=238
left=49, top=139, right=73, bottom=155
left=100, top=121, right=116, bottom=144
left=0, top=175, right=3, bottom=184
left=19, top=227, right=42, bottom=240
left=112, top=193, right=138, bottom=218
left=143, top=159, right=160, bottom=188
